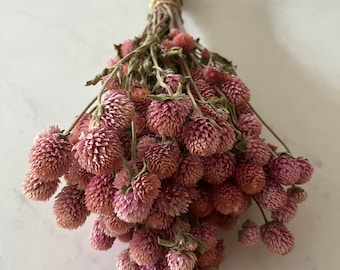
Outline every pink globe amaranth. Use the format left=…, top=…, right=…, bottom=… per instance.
left=131, top=172, right=161, bottom=205
left=100, top=74, right=120, bottom=91
left=89, top=219, right=115, bottom=251
left=189, top=186, right=214, bottom=218
left=245, top=137, right=270, bottom=166
left=85, top=174, right=116, bottom=215
left=23, top=170, right=60, bottom=201
left=191, top=69, right=204, bottom=81
left=237, top=113, right=262, bottom=136
left=100, top=89, right=135, bottom=130
left=202, top=152, right=236, bottom=185
left=120, top=39, right=135, bottom=57
left=165, top=73, right=182, bottom=92
left=161, top=39, right=175, bottom=53
left=234, top=163, right=266, bottom=195
left=221, top=76, right=250, bottom=109
left=196, top=245, right=219, bottom=268
left=182, top=114, right=221, bottom=157
left=73, top=125, right=123, bottom=175
left=29, top=126, right=72, bottom=181
left=169, top=28, right=181, bottom=38
left=253, top=180, right=287, bottom=211
left=295, top=157, right=314, bottom=184
left=212, top=182, right=244, bottom=215
left=287, top=186, right=308, bottom=204
left=261, top=222, right=295, bottom=255
left=117, top=229, right=134, bottom=243
left=191, top=225, right=218, bottom=250
left=145, top=208, right=174, bottom=230
left=233, top=193, right=252, bottom=215
left=131, top=86, right=152, bottom=112
left=174, top=155, right=204, bottom=187
left=99, top=214, right=135, bottom=237
left=172, top=32, right=196, bottom=54
left=271, top=199, right=298, bottom=223
left=68, top=113, right=92, bottom=144
left=199, top=104, right=229, bottom=124
left=192, top=79, right=216, bottom=101
left=238, top=219, right=261, bottom=247
left=116, top=249, right=139, bottom=270
left=64, top=160, right=94, bottom=190
left=203, top=66, right=222, bottom=83
left=269, top=155, right=300, bottom=185
left=166, top=249, right=197, bottom=270
left=53, top=185, right=90, bottom=230
left=129, top=229, right=164, bottom=266
left=216, top=123, right=236, bottom=154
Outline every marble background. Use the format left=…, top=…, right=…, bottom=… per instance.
left=1, top=0, right=339, bottom=269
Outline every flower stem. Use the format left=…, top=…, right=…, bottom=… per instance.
left=252, top=197, right=269, bottom=224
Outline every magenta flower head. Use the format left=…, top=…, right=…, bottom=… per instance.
left=129, top=229, right=164, bottom=266
left=73, top=125, right=123, bottom=175
left=172, top=32, right=196, bottom=54
left=203, top=66, right=222, bottom=83
left=269, top=155, right=300, bottom=185
left=237, top=113, right=262, bottom=136
left=89, top=219, right=115, bottom=251
left=23, top=170, right=60, bottom=201
left=100, top=89, right=135, bottom=130
left=245, top=137, right=270, bottom=166
left=166, top=249, right=197, bottom=270
left=234, top=163, right=266, bottom=195
left=29, top=125, right=72, bottom=181
left=116, top=249, right=139, bottom=270
left=132, top=172, right=161, bottom=205
left=287, top=186, right=308, bottom=204
left=295, top=157, right=314, bottom=184
left=253, top=180, right=287, bottom=211
left=271, top=199, right=298, bottom=223
left=212, top=182, right=244, bottom=215
left=199, top=104, right=229, bottom=124
left=193, top=79, right=216, bottom=101
left=182, top=114, right=220, bottom=157
left=53, top=185, right=90, bottom=230
left=221, top=76, right=250, bottom=108
left=85, top=174, right=117, bottom=215
left=216, top=123, right=236, bottom=154
left=238, top=219, right=261, bottom=247
left=261, top=222, right=295, bottom=255
left=131, top=86, right=152, bottom=112
left=174, top=155, right=204, bottom=187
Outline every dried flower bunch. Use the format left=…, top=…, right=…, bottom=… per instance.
left=23, top=0, right=314, bottom=269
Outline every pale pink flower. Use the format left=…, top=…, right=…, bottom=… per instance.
left=135, top=112, right=148, bottom=136
left=129, top=229, right=164, bottom=266
left=132, top=172, right=161, bottom=204
left=237, top=113, right=262, bottom=136
left=271, top=199, right=298, bottom=223
left=253, top=180, right=287, bottom=211
left=89, top=219, right=115, bottom=251
left=216, top=123, right=236, bottom=154
left=212, top=182, right=244, bottom=215
left=166, top=249, right=197, bottom=270
left=116, top=249, right=139, bottom=270
left=238, top=220, right=261, bottom=247
left=203, top=66, right=222, bottom=83
left=100, top=214, right=134, bottom=237
left=69, top=113, right=91, bottom=144
left=191, top=225, right=218, bottom=250
left=136, top=136, right=156, bottom=159
left=29, top=126, right=72, bottom=181
left=174, top=155, right=204, bottom=187
left=53, top=185, right=89, bottom=229
left=172, top=32, right=196, bottom=54
left=245, top=137, right=270, bottom=166
left=233, top=193, right=252, bottom=215
left=269, top=155, right=300, bottom=185
left=234, top=163, right=266, bottom=195
left=113, top=168, right=131, bottom=190
left=221, top=76, right=250, bottom=108
left=261, top=222, right=295, bottom=255
left=295, top=157, right=314, bottom=184
left=85, top=174, right=116, bottom=215
left=161, top=39, right=175, bottom=53
left=287, top=186, right=308, bottom=204
left=145, top=209, right=174, bottom=230
left=120, top=39, right=135, bottom=57
left=73, top=125, right=123, bottom=175
left=23, top=170, right=60, bottom=201
left=64, top=160, right=94, bottom=190
left=214, top=239, right=226, bottom=265
left=199, top=104, right=229, bottom=123
left=106, top=56, right=120, bottom=68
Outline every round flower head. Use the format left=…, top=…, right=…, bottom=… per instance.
left=169, top=28, right=181, bottom=38
left=189, top=187, right=213, bottom=218
left=165, top=73, right=182, bottom=92
left=237, top=113, right=262, bottom=136
left=145, top=208, right=174, bottom=230
left=166, top=249, right=197, bottom=270
left=146, top=98, right=191, bottom=137
left=131, top=86, right=152, bottom=111
left=117, top=229, right=134, bottom=243
left=199, top=104, right=229, bottom=124
left=101, top=74, right=120, bottom=91
left=245, top=137, right=270, bottom=166
left=234, top=163, right=266, bottom=194
left=69, top=113, right=91, bottom=144
left=238, top=219, right=261, bottom=247
left=29, top=125, right=72, bottom=181
left=89, top=219, right=115, bottom=251
left=212, top=182, right=244, bottom=215
left=161, top=39, right=175, bottom=53
left=23, top=170, right=60, bottom=201
left=116, top=249, right=139, bottom=270
left=120, top=39, right=135, bottom=57
left=193, top=79, right=216, bottom=101
left=131, top=172, right=161, bottom=204
left=135, top=112, right=148, bottom=136
left=182, top=114, right=220, bottom=157
left=172, top=32, right=196, bottom=54
left=269, top=155, right=300, bottom=185
left=203, top=152, right=236, bottom=185
left=287, top=186, right=308, bottom=204
left=271, top=199, right=298, bottom=223
left=221, top=76, right=250, bottom=108
left=100, top=214, right=134, bottom=237
left=261, top=222, right=295, bottom=255
left=295, top=157, right=314, bottom=184
left=254, top=180, right=287, bottom=211
left=203, top=66, right=222, bottom=83
left=129, top=229, right=164, bottom=266
left=174, top=155, right=204, bottom=187
left=234, top=193, right=252, bottom=215
left=218, top=213, right=239, bottom=230
left=191, top=68, right=204, bottom=81
left=85, top=174, right=116, bottom=215
left=73, top=125, right=123, bottom=175
left=53, top=185, right=89, bottom=229
left=216, top=123, right=236, bottom=154
left=196, top=246, right=218, bottom=268
left=191, top=225, right=218, bottom=250
left=63, top=160, right=94, bottom=190
left=136, top=136, right=156, bottom=159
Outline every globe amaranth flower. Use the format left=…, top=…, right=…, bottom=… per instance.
left=295, top=157, right=314, bottom=184
left=245, top=137, right=270, bottom=166
left=216, top=123, right=236, bottom=154
left=238, top=219, right=261, bottom=247
left=221, top=76, right=250, bottom=108
left=234, top=163, right=266, bottom=195
left=73, top=125, right=123, bottom=175
left=269, top=155, right=300, bottom=185
left=166, top=249, right=197, bottom=270
left=202, top=152, right=236, bottom=185
left=68, top=113, right=91, bottom=144
left=99, top=214, right=135, bottom=237
left=189, top=187, right=213, bottom=218
left=271, top=199, right=298, bottom=223
left=212, top=182, right=244, bottom=215
left=191, top=225, right=218, bottom=250
left=145, top=208, right=174, bottom=230
left=129, top=229, right=164, bottom=266
left=85, top=174, right=116, bottom=215
left=120, top=39, right=135, bottom=57
left=29, top=125, right=72, bottom=181
left=237, top=113, right=262, bottom=136
left=174, top=155, right=204, bottom=187
left=199, top=104, right=229, bottom=124
left=22, top=170, right=60, bottom=201
left=287, top=186, right=308, bottom=204
left=116, top=249, right=139, bottom=270
left=203, top=66, right=222, bottom=84
left=131, top=172, right=161, bottom=205
left=172, top=32, right=196, bottom=54
left=53, top=185, right=89, bottom=230
left=192, top=79, right=216, bottom=101
left=89, top=219, right=115, bottom=251
left=233, top=193, right=252, bottom=215
left=131, top=86, right=152, bottom=111
left=261, top=222, right=295, bottom=255
left=63, top=160, right=94, bottom=190
left=253, top=180, right=287, bottom=211
left=117, top=229, right=134, bottom=243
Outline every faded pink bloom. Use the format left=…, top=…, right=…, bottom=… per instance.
left=216, top=123, right=236, bottom=154
left=136, top=136, right=156, bottom=159
left=106, top=56, right=120, bottom=68
left=201, top=48, right=210, bottom=59
left=53, top=185, right=89, bottom=229
left=69, top=113, right=91, bottom=144
left=238, top=220, right=261, bottom=247
left=101, top=89, right=135, bottom=130
left=117, top=229, right=134, bottom=243
left=165, top=73, right=182, bottom=92
left=100, top=214, right=134, bottom=237
left=202, top=152, right=236, bottom=185
left=271, top=199, right=298, bottom=223
left=113, top=168, right=131, bottom=190
left=166, top=249, right=197, bottom=270
left=146, top=98, right=191, bottom=137
left=116, top=249, right=139, bottom=270
left=261, top=222, right=295, bottom=255
left=199, top=104, right=229, bottom=123
left=23, top=170, right=60, bottom=201
left=161, top=39, right=175, bottom=53
left=89, top=219, right=115, bottom=251
left=64, top=160, right=94, bottom=190
left=214, top=239, right=226, bottom=265
left=169, top=28, right=181, bottom=38
left=29, top=126, right=72, bottom=181
left=287, top=186, right=308, bottom=204
left=165, top=217, right=191, bottom=241
left=295, top=157, right=314, bottom=184
left=85, top=174, right=116, bottom=215
left=145, top=209, right=174, bottom=230
left=196, top=246, right=217, bottom=268
left=182, top=114, right=220, bottom=157
left=132, top=172, right=161, bottom=204
left=174, top=155, right=204, bottom=187
left=172, top=32, right=196, bottom=54
left=237, top=113, right=262, bottom=136
left=191, top=69, right=203, bottom=81
left=193, top=79, right=216, bottom=101
left=221, top=76, right=250, bottom=108
left=135, top=112, right=148, bottom=136
left=212, top=182, right=244, bottom=215
left=234, top=193, right=252, bottom=215
left=120, top=39, right=135, bottom=57
left=129, top=229, right=164, bottom=266
left=101, top=75, right=120, bottom=91
left=234, top=163, right=266, bottom=195
left=254, top=180, right=287, bottom=211
left=191, top=225, right=218, bottom=250
left=189, top=186, right=213, bottom=218
left=131, top=86, right=152, bottom=112
left=245, top=137, right=270, bottom=166
left=73, top=125, right=123, bottom=175
left=203, top=66, right=222, bottom=83
left=269, top=155, right=300, bottom=185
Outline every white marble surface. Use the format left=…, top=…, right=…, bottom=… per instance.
left=1, top=0, right=339, bottom=269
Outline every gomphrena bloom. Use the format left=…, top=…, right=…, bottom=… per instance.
left=120, top=39, right=135, bottom=57
left=53, top=185, right=89, bottom=230
left=245, top=137, right=270, bottom=166
left=269, top=155, right=300, bottom=186
left=172, top=32, right=196, bottom=54
left=89, top=219, right=115, bottom=251
left=221, top=76, right=250, bottom=109
left=234, top=163, right=266, bottom=195
left=166, top=249, right=197, bottom=270
left=237, top=113, right=262, bottom=136
left=116, top=249, right=139, bottom=270
left=174, top=155, right=204, bottom=187
left=193, top=79, right=216, bottom=101
left=68, top=113, right=92, bottom=144
left=22, top=170, right=60, bottom=201
left=261, top=222, right=295, bottom=255
left=189, top=187, right=214, bottom=218
left=29, top=125, right=72, bottom=181
left=203, top=66, right=222, bottom=84
left=212, top=182, right=244, bottom=215
left=253, top=180, right=287, bottom=211
left=287, top=186, right=308, bottom=204
left=271, top=199, right=298, bottom=223
left=218, top=213, right=239, bottom=231
left=131, top=86, right=152, bottom=111
left=295, top=157, right=314, bottom=184
left=191, top=225, right=218, bottom=250
left=216, top=123, right=236, bottom=154
left=63, top=160, right=93, bottom=190
left=73, top=125, right=123, bottom=175
left=145, top=209, right=174, bottom=230
left=100, top=214, right=134, bottom=237
left=238, top=220, right=261, bottom=247
left=131, top=172, right=161, bottom=204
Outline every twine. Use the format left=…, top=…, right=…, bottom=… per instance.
left=151, top=0, right=182, bottom=10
